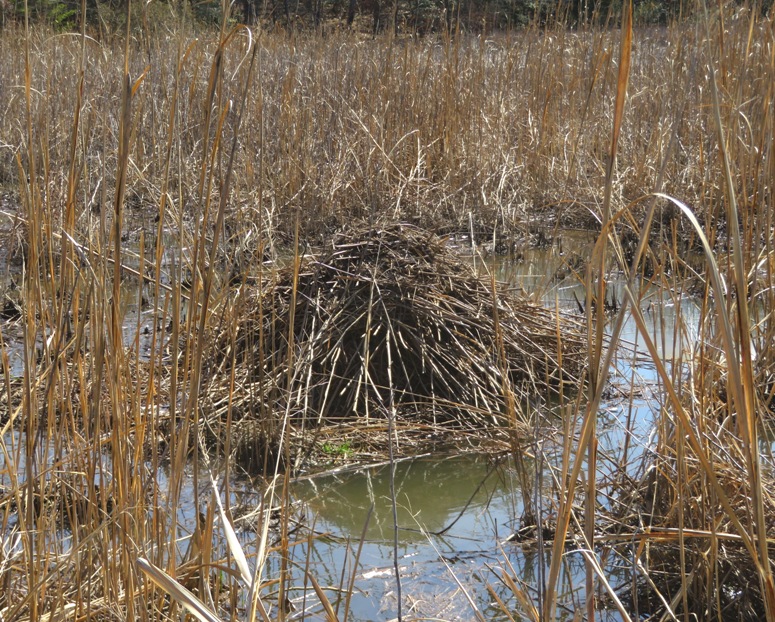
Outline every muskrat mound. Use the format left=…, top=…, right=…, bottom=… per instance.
left=205, top=224, right=585, bottom=442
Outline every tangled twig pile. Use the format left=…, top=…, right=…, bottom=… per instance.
left=203, top=224, right=585, bottom=461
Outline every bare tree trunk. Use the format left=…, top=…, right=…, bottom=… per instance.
left=372, top=0, right=380, bottom=34
left=240, top=0, right=257, bottom=24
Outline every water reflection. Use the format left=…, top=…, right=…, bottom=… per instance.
left=292, top=455, right=523, bottom=620
left=295, top=454, right=516, bottom=543
left=291, top=454, right=626, bottom=621
left=484, top=229, right=702, bottom=363
left=1, top=228, right=706, bottom=620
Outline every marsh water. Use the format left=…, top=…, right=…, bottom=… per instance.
left=0, top=229, right=701, bottom=620
left=191, top=231, right=697, bottom=620
left=269, top=232, right=701, bottom=620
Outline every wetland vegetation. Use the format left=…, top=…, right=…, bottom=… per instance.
left=1, top=0, right=774, bottom=620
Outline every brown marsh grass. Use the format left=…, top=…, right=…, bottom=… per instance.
left=2, top=11, right=772, bottom=240
left=0, top=1, right=774, bottom=620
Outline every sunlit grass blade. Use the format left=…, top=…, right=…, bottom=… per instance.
left=304, top=568, right=340, bottom=622
left=210, top=475, right=252, bottom=588
left=137, top=558, right=224, bottom=622
left=702, top=0, right=774, bottom=613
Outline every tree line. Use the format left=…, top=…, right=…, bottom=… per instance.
left=0, top=0, right=768, bottom=37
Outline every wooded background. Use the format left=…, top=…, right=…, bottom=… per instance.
left=5, top=0, right=762, bottom=37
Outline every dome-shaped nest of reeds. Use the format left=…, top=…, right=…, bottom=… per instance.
left=204, top=224, right=585, bottom=437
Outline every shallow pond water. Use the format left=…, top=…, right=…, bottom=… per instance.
left=294, top=455, right=519, bottom=619
left=288, top=453, right=622, bottom=621
left=0, top=228, right=703, bottom=620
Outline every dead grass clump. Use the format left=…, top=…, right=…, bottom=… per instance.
left=205, top=224, right=585, bottom=446
left=617, top=425, right=775, bottom=621
left=609, top=333, right=775, bottom=621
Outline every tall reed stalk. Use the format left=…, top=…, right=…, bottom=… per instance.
left=1, top=3, right=774, bottom=620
